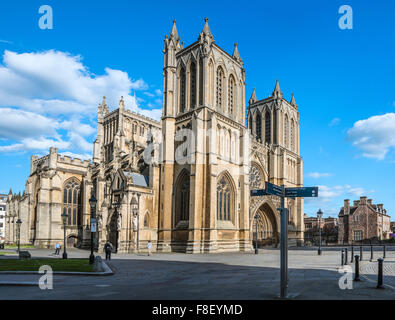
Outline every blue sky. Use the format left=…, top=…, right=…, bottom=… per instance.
left=0, top=0, right=394, bottom=219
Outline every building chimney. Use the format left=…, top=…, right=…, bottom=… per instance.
left=354, top=200, right=360, bottom=206
left=344, top=199, right=350, bottom=215
left=367, top=199, right=372, bottom=205
left=360, top=196, right=367, bottom=205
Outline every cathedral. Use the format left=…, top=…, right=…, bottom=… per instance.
left=5, top=19, right=304, bottom=253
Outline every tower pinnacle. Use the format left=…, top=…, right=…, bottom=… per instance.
left=249, top=88, right=257, bottom=105
left=232, top=43, right=243, bottom=64
left=272, top=80, right=283, bottom=99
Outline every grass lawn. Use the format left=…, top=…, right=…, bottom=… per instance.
left=0, top=251, right=17, bottom=256
left=0, top=259, right=94, bottom=272
left=5, top=245, right=35, bottom=249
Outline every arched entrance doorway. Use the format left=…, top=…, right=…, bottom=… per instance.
left=252, top=202, right=279, bottom=247
left=67, top=235, right=78, bottom=247
left=108, top=210, right=119, bottom=253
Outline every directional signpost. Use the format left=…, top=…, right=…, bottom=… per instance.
left=251, top=182, right=319, bottom=298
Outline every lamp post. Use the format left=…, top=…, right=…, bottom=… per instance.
left=16, top=218, right=22, bottom=254
left=12, top=214, right=15, bottom=244
left=254, top=213, right=259, bottom=254
left=317, top=209, right=323, bottom=255
left=89, top=194, right=97, bottom=264
left=61, top=211, right=68, bottom=259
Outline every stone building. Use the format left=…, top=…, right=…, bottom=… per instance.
left=338, top=197, right=391, bottom=244
left=5, top=19, right=304, bottom=252
left=0, top=193, right=6, bottom=240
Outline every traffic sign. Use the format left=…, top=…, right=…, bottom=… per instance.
left=265, top=182, right=284, bottom=197
left=250, top=189, right=268, bottom=197
left=285, top=187, right=318, bottom=198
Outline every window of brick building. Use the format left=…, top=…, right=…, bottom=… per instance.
left=353, top=230, right=363, bottom=241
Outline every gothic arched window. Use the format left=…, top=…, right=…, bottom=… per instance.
left=228, top=75, right=235, bottom=115
left=290, top=119, right=295, bottom=151
left=199, top=58, right=203, bottom=105
left=175, top=170, right=190, bottom=225
left=208, top=60, right=214, bottom=105
left=265, top=111, right=271, bottom=144
left=189, top=62, right=196, bottom=108
left=62, top=178, right=81, bottom=226
left=256, top=113, right=262, bottom=141
left=180, top=67, right=186, bottom=113
left=217, top=174, right=234, bottom=221
left=284, top=115, right=289, bottom=148
left=216, top=67, right=224, bottom=109
left=249, top=165, right=262, bottom=189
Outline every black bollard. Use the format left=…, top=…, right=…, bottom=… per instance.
left=370, top=245, right=373, bottom=262
left=351, top=245, right=354, bottom=263
left=345, top=248, right=348, bottom=265
left=354, top=255, right=360, bottom=281
left=383, top=245, right=386, bottom=259
left=377, top=258, right=384, bottom=289
left=341, top=249, right=345, bottom=266
left=360, top=245, right=363, bottom=261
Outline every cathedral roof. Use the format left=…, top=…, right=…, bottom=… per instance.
left=123, top=172, right=149, bottom=187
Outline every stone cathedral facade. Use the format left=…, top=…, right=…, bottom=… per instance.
left=5, top=19, right=304, bottom=253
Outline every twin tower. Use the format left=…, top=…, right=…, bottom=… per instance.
left=158, top=18, right=304, bottom=252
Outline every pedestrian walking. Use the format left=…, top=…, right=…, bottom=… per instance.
left=54, top=243, right=60, bottom=255
left=104, top=241, right=113, bottom=260
left=147, top=241, right=152, bottom=256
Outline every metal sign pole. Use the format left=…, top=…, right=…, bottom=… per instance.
left=251, top=182, right=318, bottom=299
left=280, top=184, right=288, bottom=298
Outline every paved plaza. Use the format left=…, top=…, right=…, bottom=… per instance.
left=0, top=247, right=395, bottom=300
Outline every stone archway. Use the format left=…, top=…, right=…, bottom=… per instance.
left=252, top=202, right=279, bottom=247
left=108, top=210, right=119, bottom=253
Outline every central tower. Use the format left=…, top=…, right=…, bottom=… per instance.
left=158, top=19, right=251, bottom=253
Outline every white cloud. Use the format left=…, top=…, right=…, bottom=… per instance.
left=60, top=151, right=91, bottom=161
left=304, top=184, right=374, bottom=216
left=307, top=172, right=332, bottom=178
left=0, top=49, right=162, bottom=157
left=329, top=117, right=340, bottom=126
left=347, top=113, right=395, bottom=160
left=0, top=108, right=57, bottom=139
left=0, top=137, right=69, bottom=152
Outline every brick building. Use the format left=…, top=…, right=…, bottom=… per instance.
left=338, top=196, right=391, bottom=244
left=304, top=214, right=338, bottom=244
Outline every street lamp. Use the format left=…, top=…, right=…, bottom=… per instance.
left=317, top=209, right=323, bottom=255
left=89, top=194, right=97, bottom=264
left=254, top=214, right=260, bottom=254
left=16, top=218, right=22, bottom=254
left=11, top=214, right=15, bottom=244
left=61, top=211, right=68, bottom=259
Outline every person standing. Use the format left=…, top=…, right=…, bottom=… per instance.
left=104, top=241, right=113, bottom=260
left=147, top=241, right=152, bottom=256
left=54, top=243, right=60, bottom=255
